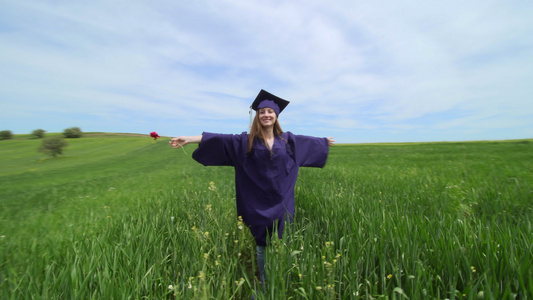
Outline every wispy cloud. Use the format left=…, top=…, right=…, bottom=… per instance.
left=1, top=0, right=532, bottom=142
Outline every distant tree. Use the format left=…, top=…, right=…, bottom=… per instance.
left=0, top=130, right=13, bottom=140
left=31, top=129, right=46, bottom=138
left=63, top=127, right=83, bottom=138
left=39, top=136, right=68, bottom=158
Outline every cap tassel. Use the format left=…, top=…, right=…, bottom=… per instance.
left=249, top=107, right=253, bottom=130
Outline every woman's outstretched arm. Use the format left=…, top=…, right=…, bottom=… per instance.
left=169, top=135, right=203, bottom=149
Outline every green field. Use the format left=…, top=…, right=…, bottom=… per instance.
left=1, top=134, right=532, bottom=299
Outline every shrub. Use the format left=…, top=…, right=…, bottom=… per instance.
left=0, top=130, right=13, bottom=140
left=31, top=129, right=46, bottom=138
left=39, top=136, right=68, bottom=157
left=63, top=127, right=83, bottom=138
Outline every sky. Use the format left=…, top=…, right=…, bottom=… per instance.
left=1, top=0, right=532, bottom=143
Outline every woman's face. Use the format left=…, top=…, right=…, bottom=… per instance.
left=258, top=107, right=277, bottom=127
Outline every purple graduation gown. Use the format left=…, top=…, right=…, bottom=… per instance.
left=192, top=131, right=329, bottom=246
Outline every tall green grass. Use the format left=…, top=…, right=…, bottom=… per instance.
left=1, top=135, right=532, bottom=299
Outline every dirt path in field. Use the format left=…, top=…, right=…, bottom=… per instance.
left=85, top=133, right=172, bottom=138
left=85, top=133, right=153, bottom=137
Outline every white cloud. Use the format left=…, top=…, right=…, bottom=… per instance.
left=1, top=0, right=532, bottom=142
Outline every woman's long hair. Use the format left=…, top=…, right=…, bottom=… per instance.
left=247, top=113, right=284, bottom=154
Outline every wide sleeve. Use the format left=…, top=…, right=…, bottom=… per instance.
left=287, top=132, right=329, bottom=167
left=192, top=132, right=245, bottom=166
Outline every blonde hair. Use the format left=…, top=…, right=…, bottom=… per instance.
left=247, top=113, right=284, bottom=154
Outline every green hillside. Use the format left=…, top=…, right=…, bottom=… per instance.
left=1, top=135, right=532, bottom=299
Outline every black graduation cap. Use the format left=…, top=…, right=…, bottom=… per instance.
left=250, top=89, right=290, bottom=116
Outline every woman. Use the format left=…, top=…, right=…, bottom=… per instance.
left=169, top=89, right=334, bottom=284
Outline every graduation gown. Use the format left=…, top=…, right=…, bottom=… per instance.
left=192, top=131, right=329, bottom=246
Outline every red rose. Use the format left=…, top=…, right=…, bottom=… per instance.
left=150, top=131, right=160, bottom=140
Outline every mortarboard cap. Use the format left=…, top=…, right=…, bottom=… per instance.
left=250, top=89, right=290, bottom=116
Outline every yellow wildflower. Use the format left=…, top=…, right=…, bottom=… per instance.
left=235, top=278, right=245, bottom=286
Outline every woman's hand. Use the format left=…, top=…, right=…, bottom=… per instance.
left=169, top=136, right=188, bottom=148
left=327, top=137, right=335, bottom=146
left=169, top=135, right=203, bottom=149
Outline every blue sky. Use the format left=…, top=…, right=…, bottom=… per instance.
left=1, top=0, right=532, bottom=143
